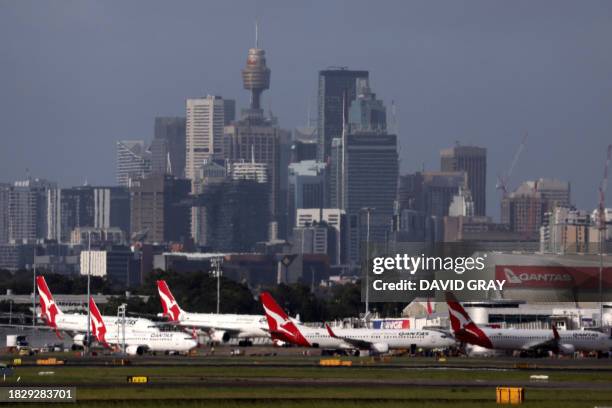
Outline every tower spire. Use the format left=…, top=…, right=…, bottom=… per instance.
left=255, top=20, right=259, bottom=49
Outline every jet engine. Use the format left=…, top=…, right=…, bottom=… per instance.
left=558, top=344, right=576, bottom=355
left=126, top=345, right=148, bottom=356
left=72, top=334, right=86, bottom=347
left=371, top=343, right=390, bottom=354
left=210, top=330, right=231, bottom=343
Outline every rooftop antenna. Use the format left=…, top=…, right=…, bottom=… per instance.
left=251, top=145, right=255, bottom=164
left=255, top=20, right=259, bottom=49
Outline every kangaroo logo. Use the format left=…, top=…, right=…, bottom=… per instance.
left=36, top=276, right=62, bottom=328
left=504, top=268, right=522, bottom=284
left=261, top=303, right=297, bottom=338
left=157, top=280, right=182, bottom=321
left=89, top=297, right=109, bottom=348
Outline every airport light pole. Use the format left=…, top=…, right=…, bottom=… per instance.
left=361, top=207, right=375, bottom=319
left=118, top=303, right=127, bottom=355
left=86, top=232, right=92, bottom=354
left=32, top=244, right=36, bottom=328
left=210, top=257, right=223, bottom=314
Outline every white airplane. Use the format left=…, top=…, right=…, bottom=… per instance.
left=36, top=276, right=160, bottom=346
left=260, top=292, right=455, bottom=354
left=156, top=280, right=269, bottom=345
left=446, top=292, right=612, bottom=356
left=89, top=296, right=197, bottom=356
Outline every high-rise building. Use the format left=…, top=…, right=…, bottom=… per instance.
left=151, top=117, right=186, bottom=177
left=116, top=140, right=152, bottom=187
left=335, top=132, right=399, bottom=263
left=501, top=178, right=571, bottom=240
left=398, top=172, right=468, bottom=217
left=185, top=95, right=226, bottom=181
left=93, top=187, right=131, bottom=236
left=129, top=175, right=191, bottom=244
left=348, top=78, right=387, bottom=132
left=540, top=207, right=596, bottom=254
left=317, top=68, right=369, bottom=161
left=194, top=179, right=269, bottom=251
left=46, top=186, right=95, bottom=243
left=288, top=161, right=326, bottom=231
left=291, top=127, right=318, bottom=163
left=440, top=145, right=487, bottom=216
left=0, top=184, right=10, bottom=244
left=8, top=179, right=56, bottom=242
left=296, top=208, right=346, bottom=265
left=223, top=99, right=236, bottom=125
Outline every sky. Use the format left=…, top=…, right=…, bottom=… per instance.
left=1, top=0, right=611, bottom=220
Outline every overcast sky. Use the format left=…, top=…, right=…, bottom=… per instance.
left=1, top=0, right=611, bottom=219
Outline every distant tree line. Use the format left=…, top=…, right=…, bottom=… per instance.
left=0, top=269, right=404, bottom=321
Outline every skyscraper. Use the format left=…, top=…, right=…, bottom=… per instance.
left=93, top=186, right=130, bottom=235
left=129, top=175, right=191, bottom=244
left=185, top=95, right=226, bottom=181
left=8, top=179, right=56, bottom=242
left=440, top=145, right=487, bottom=216
left=46, top=186, right=95, bottom=243
left=288, top=160, right=326, bottom=231
left=116, top=140, right=152, bottom=187
left=194, top=179, right=269, bottom=252
left=150, top=117, right=186, bottom=177
left=398, top=171, right=468, bottom=217
left=0, top=184, right=10, bottom=244
left=501, top=178, right=571, bottom=240
left=317, top=68, right=369, bottom=161
left=348, top=78, right=387, bottom=132
left=336, top=132, right=399, bottom=263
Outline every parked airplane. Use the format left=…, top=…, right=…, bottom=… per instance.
left=36, top=276, right=160, bottom=346
left=446, top=292, right=612, bottom=355
left=260, top=291, right=455, bottom=354
left=89, top=296, right=197, bottom=355
left=156, top=280, right=269, bottom=345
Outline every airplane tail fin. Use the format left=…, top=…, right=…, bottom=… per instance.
left=259, top=292, right=309, bottom=347
left=552, top=324, right=560, bottom=340
left=89, top=297, right=110, bottom=348
left=325, top=323, right=338, bottom=338
left=445, top=292, right=491, bottom=348
left=156, top=280, right=184, bottom=321
left=36, top=276, right=63, bottom=330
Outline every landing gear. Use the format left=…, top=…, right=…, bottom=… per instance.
left=238, top=340, right=253, bottom=347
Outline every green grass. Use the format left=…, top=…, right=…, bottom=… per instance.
left=3, top=356, right=612, bottom=407
left=7, top=364, right=612, bottom=385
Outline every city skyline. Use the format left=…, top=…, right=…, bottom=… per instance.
left=1, top=1, right=612, bottom=220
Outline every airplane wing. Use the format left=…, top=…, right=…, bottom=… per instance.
left=325, top=324, right=372, bottom=349
left=518, top=327, right=559, bottom=351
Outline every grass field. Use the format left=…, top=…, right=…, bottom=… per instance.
left=2, top=355, right=612, bottom=407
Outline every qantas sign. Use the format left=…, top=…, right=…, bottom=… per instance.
left=496, top=265, right=612, bottom=289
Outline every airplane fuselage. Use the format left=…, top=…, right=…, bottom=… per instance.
left=281, top=326, right=456, bottom=350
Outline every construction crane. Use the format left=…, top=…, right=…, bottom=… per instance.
left=496, top=132, right=528, bottom=198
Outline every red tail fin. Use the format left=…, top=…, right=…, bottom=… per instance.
left=259, top=292, right=310, bottom=347
left=36, top=276, right=62, bottom=330
left=156, top=280, right=183, bottom=321
left=552, top=324, right=560, bottom=340
left=445, top=292, right=492, bottom=348
left=89, top=297, right=110, bottom=348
